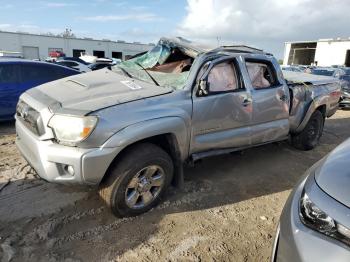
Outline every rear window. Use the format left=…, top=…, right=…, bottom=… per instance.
left=58, top=61, right=77, bottom=67
left=0, top=64, right=20, bottom=84
left=21, top=64, right=72, bottom=82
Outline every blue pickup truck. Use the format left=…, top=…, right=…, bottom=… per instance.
left=0, top=59, right=79, bottom=121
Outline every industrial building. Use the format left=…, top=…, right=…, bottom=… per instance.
left=283, top=38, right=350, bottom=67
left=0, top=31, right=154, bottom=60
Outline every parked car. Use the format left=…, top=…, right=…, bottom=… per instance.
left=333, top=68, right=350, bottom=108
left=15, top=37, right=340, bottom=217
left=281, top=66, right=303, bottom=73
left=310, top=67, right=350, bottom=108
left=58, top=57, right=90, bottom=65
left=0, top=59, right=79, bottom=121
left=272, top=138, right=350, bottom=261
left=48, top=50, right=65, bottom=58
left=311, top=67, right=336, bottom=76
left=55, top=60, right=91, bottom=73
left=88, top=62, right=113, bottom=71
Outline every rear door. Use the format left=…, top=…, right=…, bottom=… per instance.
left=0, top=63, right=20, bottom=119
left=190, top=57, right=253, bottom=154
left=241, top=57, right=290, bottom=144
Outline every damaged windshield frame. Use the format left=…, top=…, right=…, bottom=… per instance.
left=112, top=40, right=194, bottom=90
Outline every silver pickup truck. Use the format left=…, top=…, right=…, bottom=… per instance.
left=15, top=38, right=341, bottom=217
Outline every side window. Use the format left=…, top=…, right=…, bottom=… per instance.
left=207, top=62, right=239, bottom=92
left=21, top=64, right=45, bottom=82
left=245, top=61, right=278, bottom=89
left=0, top=64, right=19, bottom=84
left=53, top=66, right=75, bottom=78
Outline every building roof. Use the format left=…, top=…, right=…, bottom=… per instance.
left=285, top=37, right=350, bottom=44
left=0, top=30, right=154, bottom=47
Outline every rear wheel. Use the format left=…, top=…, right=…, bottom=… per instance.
left=291, top=110, right=324, bottom=150
left=99, top=143, right=173, bottom=217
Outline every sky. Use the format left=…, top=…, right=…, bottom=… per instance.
left=0, top=0, right=349, bottom=59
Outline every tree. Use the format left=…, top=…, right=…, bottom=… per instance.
left=60, top=28, right=76, bottom=38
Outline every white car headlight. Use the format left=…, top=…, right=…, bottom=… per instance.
left=300, top=191, right=350, bottom=246
left=48, top=115, right=98, bottom=144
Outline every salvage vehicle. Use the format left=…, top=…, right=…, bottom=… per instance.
left=0, top=59, right=79, bottom=121
left=15, top=37, right=341, bottom=217
left=310, top=67, right=350, bottom=109
left=271, top=138, right=350, bottom=262
left=88, top=61, right=113, bottom=71
left=333, top=68, right=350, bottom=108
left=56, top=60, right=92, bottom=73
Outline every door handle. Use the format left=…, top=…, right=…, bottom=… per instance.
left=242, top=98, right=252, bottom=107
left=279, top=94, right=288, bottom=101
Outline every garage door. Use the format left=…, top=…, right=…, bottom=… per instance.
left=23, top=46, right=39, bottom=60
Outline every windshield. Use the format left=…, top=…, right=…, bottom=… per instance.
left=112, top=43, right=192, bottom=90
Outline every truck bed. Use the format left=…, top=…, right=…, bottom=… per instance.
left=283, top=71, right=341, bottom=132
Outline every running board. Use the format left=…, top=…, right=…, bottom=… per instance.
left=189, top=137, right=288, bottom=165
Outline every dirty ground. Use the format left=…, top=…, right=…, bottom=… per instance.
left=1, top=110, right=349, bottom=262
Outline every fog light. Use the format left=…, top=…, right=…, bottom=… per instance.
left=65, top=165, right=75, bottom=176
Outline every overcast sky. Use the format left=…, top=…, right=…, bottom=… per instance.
left=0, top=0, right=349, bottom=59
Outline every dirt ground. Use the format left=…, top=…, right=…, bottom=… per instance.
left=0, top=110, right=349, bottom=262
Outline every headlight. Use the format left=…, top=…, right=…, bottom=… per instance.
left=48, top=115, right=98, bottom=144
left=299, top=191, right=350, bottom=246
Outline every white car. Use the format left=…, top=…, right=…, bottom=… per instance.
left=56, top=60, right=91, bottom=73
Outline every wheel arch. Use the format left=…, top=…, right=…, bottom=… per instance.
left=295, top=101, right=327, bottom=133
left=98, top=117, right=189, bottom=188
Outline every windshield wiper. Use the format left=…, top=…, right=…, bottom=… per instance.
left=119, top=67, right=133, bottom=79
left=135, top=62, right=160, bottom=86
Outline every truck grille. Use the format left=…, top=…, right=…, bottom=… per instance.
left=16, top=101, right=45, bottom=136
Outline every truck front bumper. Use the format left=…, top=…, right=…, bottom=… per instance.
left=15, top=119, right=118, bottom=185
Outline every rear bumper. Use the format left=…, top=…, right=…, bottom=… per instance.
left=15, top=119, right=118, bottom=185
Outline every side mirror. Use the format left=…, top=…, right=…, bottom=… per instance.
left=197, top=79, right=209, bottom=96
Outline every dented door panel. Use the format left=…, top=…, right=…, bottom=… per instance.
left=190, top=91, right=253, bottom=154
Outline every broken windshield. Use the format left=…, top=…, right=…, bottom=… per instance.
left=112, top=42, right=193, bottom=90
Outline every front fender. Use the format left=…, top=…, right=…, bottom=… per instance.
left=103, top=116, right=190, bottom=161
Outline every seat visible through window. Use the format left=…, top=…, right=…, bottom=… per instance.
left=208, top=62, right=238, bottom=92
left=246, top=62, right=272, bottom=89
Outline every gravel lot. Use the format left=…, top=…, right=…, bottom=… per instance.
left=1, top=110, right=349, bottom=262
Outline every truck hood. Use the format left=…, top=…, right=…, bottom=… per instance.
left=315, top=138, right=350, bottom=208
left=33, top=69, right=173, bottom=112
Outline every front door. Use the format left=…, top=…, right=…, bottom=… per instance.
left=190, top=58, right=253, bottom=154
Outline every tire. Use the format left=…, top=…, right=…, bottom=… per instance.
left=291, top=110, right=324, bottom=151
left=99, top=143, right=173, bottom=217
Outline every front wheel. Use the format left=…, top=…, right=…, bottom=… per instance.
left=291, top=110, right=324, bottom=151
left=99, top=143, right=173, bottom=217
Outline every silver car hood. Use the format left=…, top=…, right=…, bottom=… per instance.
left=315, top=138, right=350, bottom=208
left=32, top=69, right=173, bottom=112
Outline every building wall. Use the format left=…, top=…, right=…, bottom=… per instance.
left=283, top=43, right=291, bottom=66
left=0, top=31, right=153, bottom=60
left=284, top=39, right=350, bottom=66
left=314, top=41, right=350, bottom=66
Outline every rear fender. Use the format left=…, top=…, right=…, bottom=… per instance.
left=295, top=99, right=327, bottom=133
